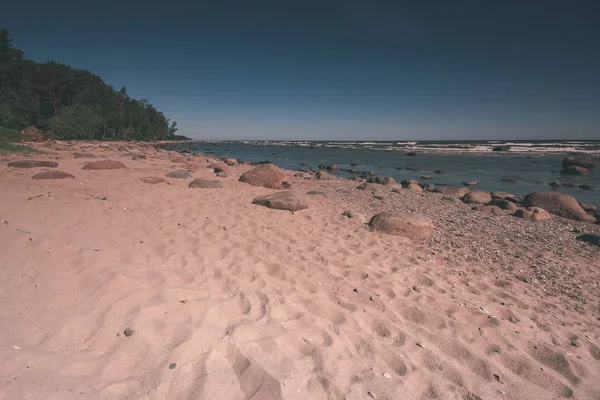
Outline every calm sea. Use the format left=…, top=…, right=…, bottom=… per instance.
left=165, top=140, right=600, bottom=206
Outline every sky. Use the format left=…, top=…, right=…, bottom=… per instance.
left=2, top=0, right=600, bottom=140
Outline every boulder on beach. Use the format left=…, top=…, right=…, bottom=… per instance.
left=491, top=191, right=517, bottom=201
left=489, top=199, right=519, bottom=212
left=140, top=177, right=166, bottom=184
left=166, top=170, right=192, bottom=179
left=239, top=164, right=292, bottom=189
left=252, top=191, right=308, bottom=211
left=188, top=178, right=222, bottom=189
left=316, top=170, right=337, bottom=180
left=560, top=166, right=588, bottom=175
left=82, top=160, right=126, bottom=170
left=579, top=202, right=596, bottom=214
left=8, top=160, right=58, bottom=168
left=32, top=171, right=74, bottom=180
left=422, top=183, right=436, bottom=192
left=522, top=191, right=595, bottom=222
left=368, top=212, right=434, bottom=240
left=367, top=176, right=396, bottom=185
left=223, top=157, right=238, bottom=165
left=514, top=207, right=552, bottom=221
left=171, top=156, right=188, bottom=164
left=209, top=163, right=229, bottom=173
left=433, top=186, right=470, bottom=198
left=461, top=190, right=492, bottom=204
left=562, top=156, right=596, bottom=169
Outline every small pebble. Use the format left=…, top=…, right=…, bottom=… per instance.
left=367, top=391, right=377, bottom=399
left=123, top=328, right=134, bottom=337
left=169, top=363, right=176, bottom=369
left=383, top=372, right=392, bottom=379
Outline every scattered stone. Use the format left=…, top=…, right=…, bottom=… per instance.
left=306, top=191, right=325, bottom=196
left=140, top=177, right=166, bottom=184
left=522, top=191, right=596, bottom=222
left=342, top=210, right=353, bottom=218
left=368, top=212, right=434, bottom=240
left=463, top=181, right=478, bottom=186
left=514, top=207, right=552, bottom=221
left=223, top=157, right=238, bottom=165
left=461, top=191, right=492, bottom=205
left=123, top=328, right=134, bottom=337
left=422, top=183, right=436, bottom=192
left=318, top=163, right=338, bottom=170
left=489, top=199, right=519, bottom=212
left=576, top=234, right=600, bottom=247
left=579, top=184, right=594, bottom=191
left=166, top=170, right=192, bottom=179
left=491, top=191, right=516, bottom=200
left=383, top=372, right=392, bottom=379
left=406, top=152, right=417, bottom=156
left=420, top=175, right=432, bottom=180
left=560, top=166, right=588, bottom=176
left=252, top=191, right=308, bottom=211
left=562, top=156, right=596, bottom=169
left=32, top=171, right=74, bottom=180
left=549, top=181, right=561, bottom=189
left=239, top=164, right=292, bottom=189
left=8, top=160, right=58, bottom=168
left=82, top=160, right=127, bottom=170
left=188, top=178, right=222, bottom=189
left=433, top=186, right=470, bottom=197
left=169, top=363, right=177, bottom=370
left=367, top=176, right=396, bottom=185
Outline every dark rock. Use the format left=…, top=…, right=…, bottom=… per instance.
left=306, top=191, right=325, bottom=196
left=406, top=152, right=417, bottom=156
left=562, top=156, right=597, bottom=169
left=522, top=191, right=596, bottom=222
left=420, top=175, right=432, bottom=180
left=575, top=234, right=600, bottom=247
left=562, top=183, right=577, bottom=187
left=73, top=153, right=96, bottom=159
left=239, top=164, right=292, bottom=189
left=368, top=212, right=434, bottom=240
left=166, top=170, right=192, bottom=179
left=32, top=171, right=74, bottom=180
left=188, top=178, right=222, bottom=188
left=463, top=181, right=478, bottom=186
left=433, top=170, right=443, bottom=174
left=579, top=184, right=594, bottom=191
left=123, top=328, right=135, bottom=337
left=318, top=163, right=338, bottom=171
left=560, top=166, right=588, bottom=176
left=549, top=181, right=561, bottom=189
left=252, top=191, right=308, bottom=211
left=489, top=199, right=519, bottom=212
left=82, top=160, right=127, bottom=170
left=422, top=183, right=436, bottom=192
left=406, top=166, right=420, bottom=171
left=8, top=160, right=58, bottom=168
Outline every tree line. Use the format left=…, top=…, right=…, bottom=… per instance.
left=0, top=29, right=182, bottom=141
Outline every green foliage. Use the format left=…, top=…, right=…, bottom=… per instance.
left=0, top=29, right=177, bottom=141
left=0, top=141, right=42, bottom=154
left=0, top=125, right=21, bottom=141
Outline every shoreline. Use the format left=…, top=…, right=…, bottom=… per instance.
left=1, top=140, right=599, bottom=399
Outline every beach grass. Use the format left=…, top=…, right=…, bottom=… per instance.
left=0, top=126, right=43, bottom=154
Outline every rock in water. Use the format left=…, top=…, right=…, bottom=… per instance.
left=367, top=176, right=396, bottom=185
left=140, top=177, right=166, bottom=184
left=522, top=191, right=595, bottom=222
left=461, top=190, right=492, bottom=204
left=239, top=164, right=292, bottom=189
left=32, top=171, right=74, bottom=180
left=463, top=181, right=478, bottom=186
left=368, top=212, right=434, bottom=240
left=562, top=156, right=597, bottom=169
left=166, top=170, right=192, bottom=179
left=318, top=163, right=338, bottom=170
left=188, top=178, right=222, bottom=188
left=8, top=160, right=58, bottom=168
left=576, top=234, right=600, bottom=247
left=579, top=202, right=596, bottom=214
left=82, top=160, right=127, bottom=170
left=560, top=166, right=588, bottom=175
left=433, top=186, right=470, bottom=198
left=252, top=191, right=308, bottom=211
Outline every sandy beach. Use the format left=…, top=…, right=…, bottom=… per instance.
left=1, top=141, right=599, bottom=400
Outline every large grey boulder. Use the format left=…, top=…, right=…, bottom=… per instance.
left=433, top=186, right=470, bottom=198
left=188, top=178, right=222, bottom=189
left=522, top=191, right=595, bottom=222
left=461, top=190, right=492, bottom=204
left=368, top=212, right=434, bottom=240
left=562, top=156, right=596, bottom=169
left=166, top=169, right=192, bottom=179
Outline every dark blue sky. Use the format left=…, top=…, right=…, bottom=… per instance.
left=3, top=0, right=599, bottom=140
